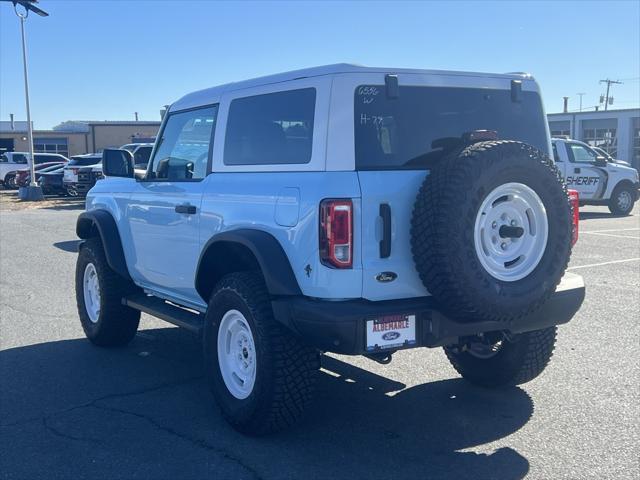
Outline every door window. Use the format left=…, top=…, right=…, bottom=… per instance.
left=150, top=106, right=218, bottom=180
left=566, top=143, right=598, bottom=163
left=552, top=143, right=561, bottom=162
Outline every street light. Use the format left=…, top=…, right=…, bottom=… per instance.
left=1, top=0, right=49, bottom=201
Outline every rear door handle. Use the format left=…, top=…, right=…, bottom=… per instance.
left=175, top=204, right=197, bottom=214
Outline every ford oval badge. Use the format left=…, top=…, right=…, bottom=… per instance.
left=376, top=272, right=397, bottom=283
left=382, top=331, right=401, bottom=341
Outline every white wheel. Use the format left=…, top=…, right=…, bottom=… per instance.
left=82, top=263, right=101, bottom=323
left=474, top=182, right=549, bottom=282
left=217, top=309, right=257, bottom=400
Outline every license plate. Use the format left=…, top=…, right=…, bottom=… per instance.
left=366, top=314, right=416, bottom=351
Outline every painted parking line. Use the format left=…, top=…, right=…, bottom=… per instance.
left=581, top=231, right=640, bottom=239
left=582, top=228, right=640, bottom=233
left=568, top=257, right=640, bottom=270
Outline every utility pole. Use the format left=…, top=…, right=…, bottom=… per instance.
left=1, top=0, right=50, bottom=201
left=576, top=93, right=586, bottom=112
left=599, top=79, right=622, bottom=111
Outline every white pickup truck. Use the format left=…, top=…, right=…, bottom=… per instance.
left=551, top=137, right=639, bottom=215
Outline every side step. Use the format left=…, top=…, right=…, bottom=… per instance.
left=123, top=293, right=204, bottom=336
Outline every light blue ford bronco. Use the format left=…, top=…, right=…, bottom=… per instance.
left=75, top=64, right=585, bottom=435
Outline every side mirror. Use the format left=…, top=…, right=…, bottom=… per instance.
left=102, top=149, right=134, bottom=178
left=595, top=155, right=607, bottom=166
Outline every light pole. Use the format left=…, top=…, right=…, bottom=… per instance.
left=2, top=0, right=48, bottom=200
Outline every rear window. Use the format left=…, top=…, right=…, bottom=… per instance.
left=354, top=85, right=548, bottom=170
left=224, top=88, right=315, bottom=165
left=69, top=157, right=101, bottom=166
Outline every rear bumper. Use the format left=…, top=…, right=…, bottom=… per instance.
left=272, top=273, right=585, bottom=355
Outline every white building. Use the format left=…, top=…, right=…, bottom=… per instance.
left=548, top=108, right=640, bottom=170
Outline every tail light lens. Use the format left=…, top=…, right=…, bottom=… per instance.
left=320, top=199, right=353, bottom=269
left=568, top=189, right=579, bottom=245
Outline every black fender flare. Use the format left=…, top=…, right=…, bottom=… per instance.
left=196, top=229, right=302, bottom=299
left=76, top=210, right=131, bottom=280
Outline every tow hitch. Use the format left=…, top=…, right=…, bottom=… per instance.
left=365, top=351, right=394, bottom=365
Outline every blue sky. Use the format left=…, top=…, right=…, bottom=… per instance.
left=1, top=0, right=638, bottom=129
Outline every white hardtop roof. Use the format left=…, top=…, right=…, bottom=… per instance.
left=170, top=63, right=534, bottom=112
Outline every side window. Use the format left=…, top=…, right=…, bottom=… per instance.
left=133, top=146, right=152, bottom=168
left=552, top=143, right=561, bottom=162
left=566, top=143, right=597, bottom=163
left=150, top=106, right=217, bottom=180
left=0, top=155, right=7, bottom=163
left=12, top=154, right=27, bottom=164
left=34, top=154, right=49, bottom=164
left=224, top=88, right=316, bottom=165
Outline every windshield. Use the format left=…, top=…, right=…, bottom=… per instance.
left=354, top=85, right=548, bottom=170
left=39, top=164, right=64, bottom=173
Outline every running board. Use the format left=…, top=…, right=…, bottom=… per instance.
left=123, top=293, right=204, bottom=335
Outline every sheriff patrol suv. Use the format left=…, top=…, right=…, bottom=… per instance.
left=75, top=64, right=585, bottom=435
left=552, top=137, right=639, bottom=215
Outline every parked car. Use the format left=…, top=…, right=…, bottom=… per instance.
left=119, top=143, right=154, bottom=169
left=551, top=137, right=639, bottom=215
left=66, top=164, right=104, bottom=197
left=76, top=64, right=585, bottom=435
left=62, top=154, right=102, bottom=196
left=38, top=166, right=67, bottom=196
left=0, top=152, right=69, bottom=188
left=15, top=162, right=67, bottom=188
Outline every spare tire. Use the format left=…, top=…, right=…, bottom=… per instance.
left=411, top=140, right=573, bottom=323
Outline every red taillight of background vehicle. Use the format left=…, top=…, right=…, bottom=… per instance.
left=568, top=189, right=579, bottom=245
left=319, top=199, right=353, bottom=269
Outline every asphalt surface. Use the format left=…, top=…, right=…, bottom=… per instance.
left=1, top=195, right=638, bottom=480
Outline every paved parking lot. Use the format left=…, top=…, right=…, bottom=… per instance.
left=1, top=193, right=638, bottom=480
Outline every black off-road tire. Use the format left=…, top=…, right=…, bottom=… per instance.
left=75, top=237, right=140, bottom=346
left=411, top=141, right=573, bottom=323
left=203, top=272, right=319, bottom=436
left=4, top=173, right=17, bottom=189
left=443, top=327, right=557, bottom=387
left=608, top=184, right=636, bottom=216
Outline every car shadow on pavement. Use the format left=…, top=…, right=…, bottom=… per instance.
left=0, top=327, right=532, bottom=480
left=579, top=211, right=621, bottom=220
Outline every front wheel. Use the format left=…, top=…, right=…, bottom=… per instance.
left=204, top=272, right=319, bottom=436
left=443, top=327, right=557, bottom=387
left=608, top=184, right=636, bottom=216
left=75, top=237, right=140, bottom=346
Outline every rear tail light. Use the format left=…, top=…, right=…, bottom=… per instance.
left=319, top=199, right=353, bottom=269
left=72, top=168, right=79, bottom=174
left=568, top=189, right=579, bottom=245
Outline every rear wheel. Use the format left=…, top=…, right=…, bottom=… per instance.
left=204, top=272, right=319, bottom=435
left=75, top=237, right=140, bottom=346
left=4, top=173, right=17, bottom=189
left=443, top=327, right=557, bottom=387
left=608, top=184, right=635, bottom=216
